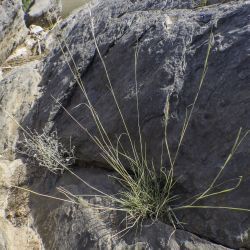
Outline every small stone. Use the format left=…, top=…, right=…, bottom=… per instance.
left=198, top=12, right=212, bottom=23
left=6, top=47, right=30, bottom=62
left=29, top=25, right=44, bottom=35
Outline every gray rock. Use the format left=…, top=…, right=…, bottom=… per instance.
left=0, top=62, right=41, bottom=154
left=125, top=221, right=231, bottom=250
left=0, top=157, right=43, bottom=250
left=26, top=0, right=62, bottom=27
left=0, top=217, right=42, bottom=250
left=29, top=167, right=229, bottom=250
left=30, top=167, right=120, bottom=250
left=0, top=69, right=2, bottom=82
left=22, top=0, right=250, bottom=248
left=0, top=0, right=28, bottom=64
left=0, top=227, right=7, bottom=250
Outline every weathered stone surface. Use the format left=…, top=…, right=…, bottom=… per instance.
left=0, top=0, right=28, bottom=64
left=0, top=157, right=43, bottom=250
left=125, top=221, right=231, bottom=250
left=2, top=24, right=57, bottom=63
left=0, top=62, right=41, bottom=154
left=29, top=167, right=120, bottom=249
left=26, top=0, right=62, bottom=27
left=0, top=13, right=43, bottom=242
left=29, top=166, right=229, bottom=250
left=0, top=214, right=42, bottom=250
left=14, top=0, right=250, bottom=248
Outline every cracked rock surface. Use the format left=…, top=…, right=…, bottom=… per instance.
left=23, top=0, right=250, bottom=248
left=0, top=0, right=249, bottom=249
left=0, top=0, right=28, bottom=64
left=22, top=0, right=250, bottom=248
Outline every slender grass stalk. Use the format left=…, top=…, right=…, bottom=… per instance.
left=11, top=185, right=78, bottom=204
left=189, top=128, right=249, bottom=206
left=172, top=33, right=213, bottom=166
left=174, top=206, right=250, bottom=212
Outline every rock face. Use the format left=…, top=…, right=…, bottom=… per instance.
left=0, top=62, right=41, bottom=154
left=0, top=1, right=58, bottom=246
left=0, top=0, right=249, bottom=249
left=0, top=217, right=42, bottom=250
left=0, top=0, right=28, bottom=64
left=25, top=0, right=62, bottom=27
left=21, top=0, right=250, bottom=248
left=0, top=157, right=43, bottom=250
left=0, top=62, right=42, bottom=249
left=29, top=166, right=230, bottom=250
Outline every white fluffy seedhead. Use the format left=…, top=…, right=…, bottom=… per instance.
left=18, top=129, right=75, bottom=174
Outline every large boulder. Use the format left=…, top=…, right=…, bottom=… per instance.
left=0, top=0, right=28, bottom=64
left=21, top=0, right=250, bottom=248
